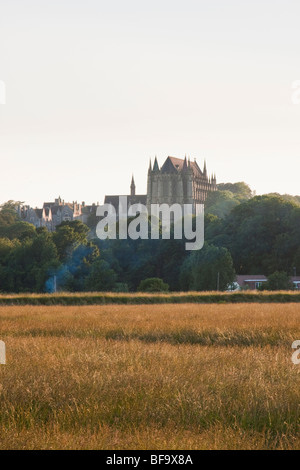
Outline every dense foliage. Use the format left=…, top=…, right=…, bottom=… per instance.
left=0, top=185, right=300, bottom=293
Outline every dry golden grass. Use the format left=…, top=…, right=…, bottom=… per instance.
left=0, top=303, right=300, bottom=449
left=0, top=290, right=299, bottom=307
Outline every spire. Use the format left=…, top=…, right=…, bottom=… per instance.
left=203, top=159, right=207, bottom=177
left=148, top=158, right=152, bottom=172
left=130, top=174, right=136, bottom=196
left=182, top=156, right=188, bottom=172
left=153, top=156, right=159, bottom=171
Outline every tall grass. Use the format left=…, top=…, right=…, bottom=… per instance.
left=0, top=304, right=299, bottom=449
left=0, top=291, right=300, bottom=305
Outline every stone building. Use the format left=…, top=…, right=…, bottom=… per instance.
left=20, top=206, right=53, bottom=230
left=20, top=155, right=217, bottom=231
left=104, top=156, right=217, bottom=216
left=146, top=156, right=217, bottom=214
left=104, top=175, right=147, bottom=215
left=20, top=196, right=97, bottom=231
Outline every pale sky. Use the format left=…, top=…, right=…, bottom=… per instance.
left=0, top=0, right=300, bottom=207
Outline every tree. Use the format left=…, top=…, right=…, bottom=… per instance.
left=217, top=182, right=253, bottom=201
left=58, top=220, right=90, bottom=241
left=51, top=221, right=99, bottom=291
left=4, top=221, right=37, bottom=241
left=0, top=201, right=21, bottom=226
left=180, top=243, right=235, bottom=291
left=0, top=232, right=59, bottom=292
left=205, top=190, right=239, bottom=218
left=211, top=195, right=300, bottom=275
left=138, top=277, right=169, bottom=293
left=155, top=239, right=186, bottom=291
left=0, top=238, right=21, bottom=292
left=0, top=202, right=37, bottom=241
left=53, top=221, right=90, bottom=261
left=205, top=183, right=253, bottom=219
left=262, top=271, right=293, bottom=291
left=85, top=259, right=117, bottom=292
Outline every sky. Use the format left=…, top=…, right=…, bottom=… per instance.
left=0, top=0, right=300, bottom=207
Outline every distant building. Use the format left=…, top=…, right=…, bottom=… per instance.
left=104, top=175, right=147, bottom=215
left=147, top=156, right=217, bottom=214
left=20, top=196, right=97, bottom=231
left=20, top=155, right=218, bottom=230
left=235, top=275, right=268, bottom=290
left=235, top=275, right=300, bottom=290
left=80, top=202, right=99, bottom=225
left=104, top=155, right=217, bottom=216
left=291, top=276, right=300, bottom=290
left=20, top=206, right=53, bottom=231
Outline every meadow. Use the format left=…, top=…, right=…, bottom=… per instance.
left=0, top=291, right=300, bottom=305
left=0, top=303, right=299, bottom=450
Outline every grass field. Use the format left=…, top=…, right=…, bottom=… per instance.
left=1, top=291, right=300, bottom=305
left=0, top=303, right=300, bottom=450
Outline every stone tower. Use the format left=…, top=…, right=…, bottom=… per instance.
left=130, top=175, right=136, bottom=196
left=146, top=156, right=217, bottom=214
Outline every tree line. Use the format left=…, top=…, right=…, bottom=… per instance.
left=0, top=182, right=300, bottom=293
